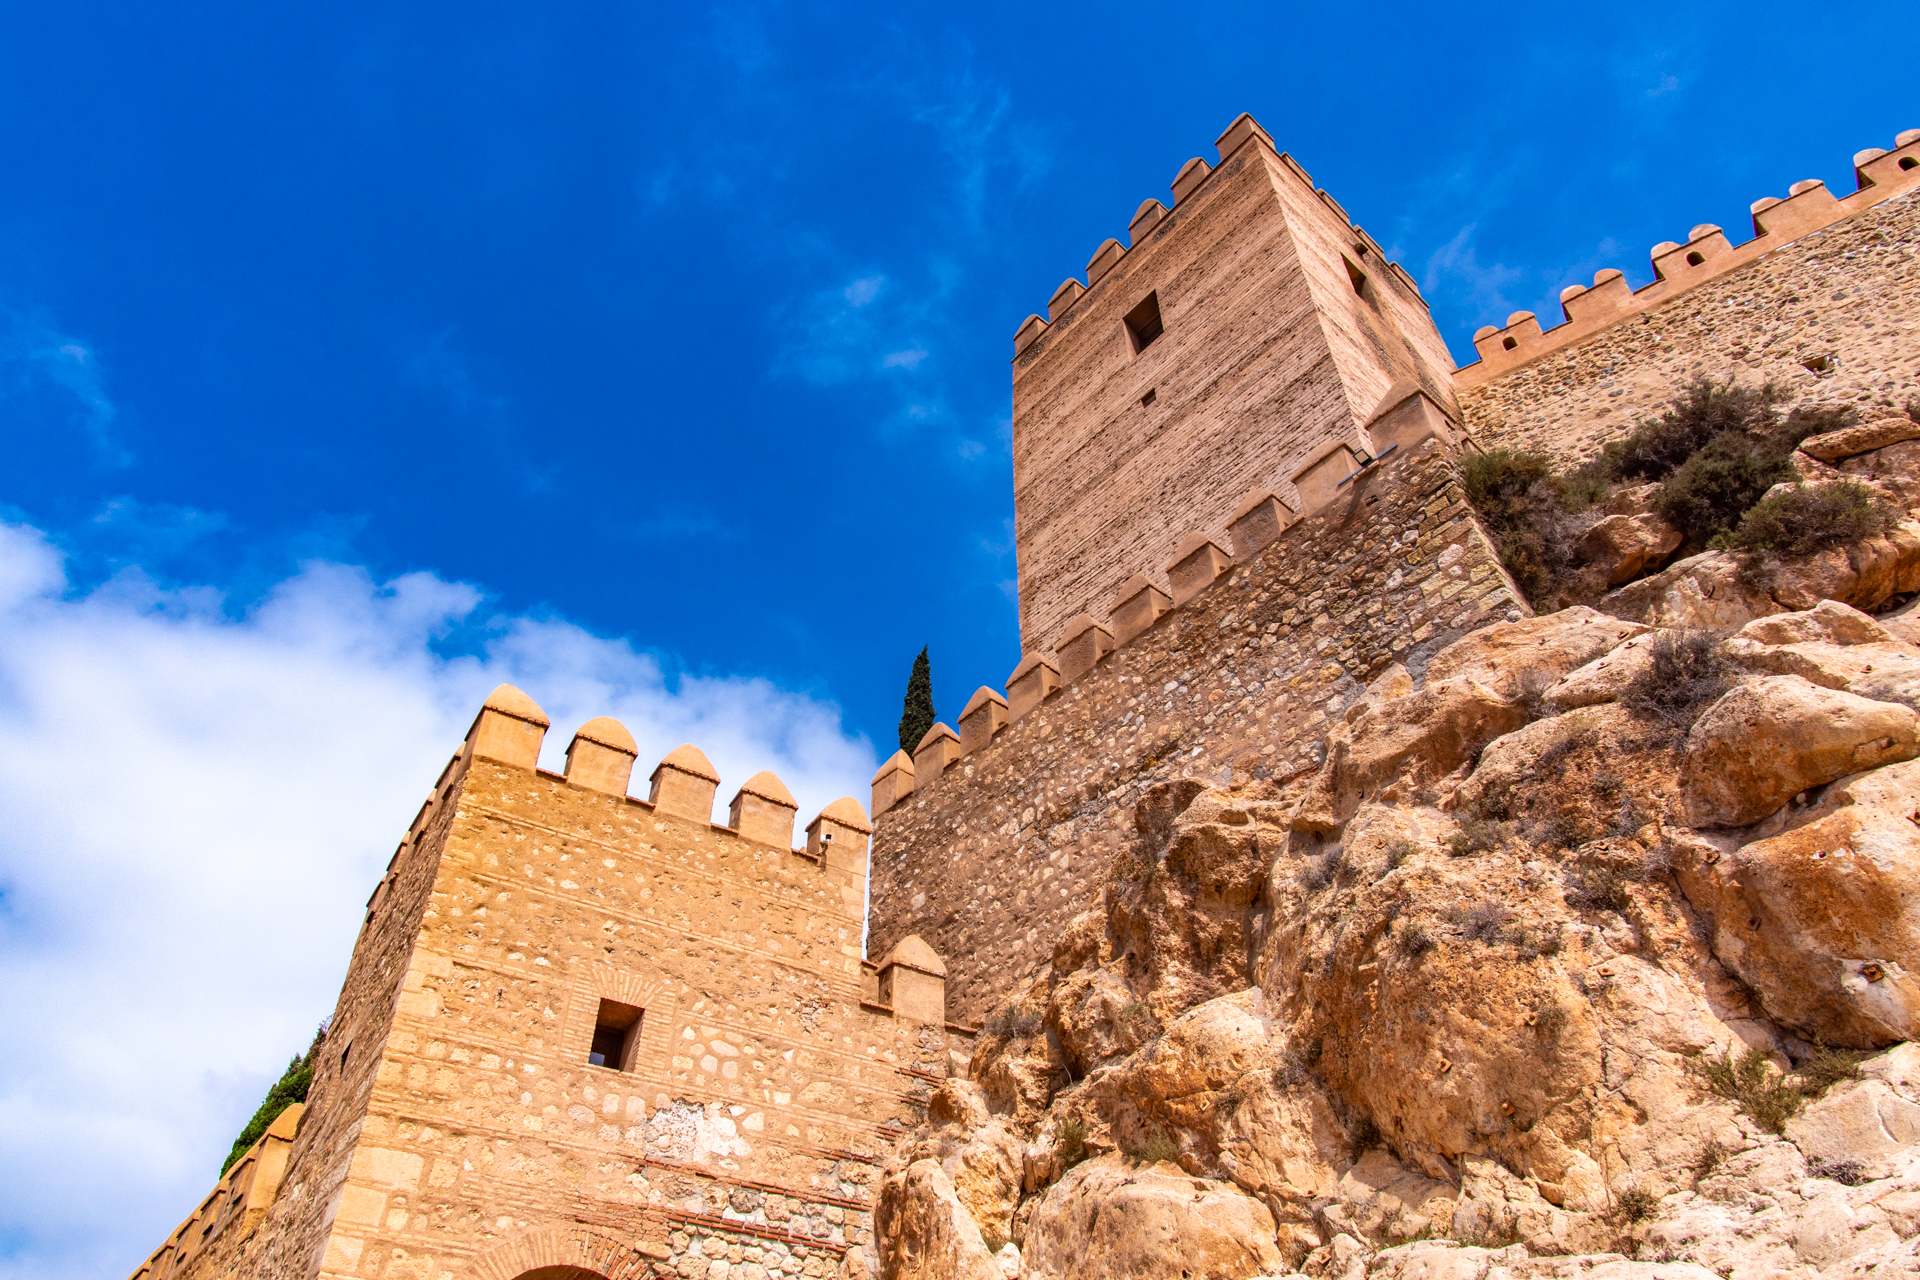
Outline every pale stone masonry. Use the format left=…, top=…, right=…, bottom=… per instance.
left=132, top=688, right=964, bottom=1280
left=126, top=110, right=1920, bottom=1280
left=1009, top=113, right=1461, bottom=656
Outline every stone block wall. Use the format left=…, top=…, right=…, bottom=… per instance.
left=868, top=436, right=1525, bottom=1026
left=1459, top=144, right=1920, bottom=462
left=136, top=707, right=964, bottom=1280
left=1009, top=114, right=1456, bottom=656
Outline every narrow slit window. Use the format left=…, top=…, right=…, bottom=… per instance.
left=1139, top=388, right=1156, bottom=407
left=1124, top=292, right=1164, bottom=353
left=588, top=998, right=644, bottom=1071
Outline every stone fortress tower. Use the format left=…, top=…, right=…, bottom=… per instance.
left=129, top=112, right=1920, bottom=1279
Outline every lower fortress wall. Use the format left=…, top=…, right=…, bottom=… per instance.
left=135, top=727, right=963, bottom=1280
left=1461, top=190, right=1920, bottom=459
left=868, top=435, right=1525, bottom=1026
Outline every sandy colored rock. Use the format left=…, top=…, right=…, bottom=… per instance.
left=1679, top=675, right=1918, bottom=827
left=1021, top=1155, right=1286, bottom=1280
left=876, top=1159, right=1005, bottom=1280
left=1539, top=634, right=1657, bottom=713
left=1294, top=679, right=1528, bottom=833
left=1840, top=437, right=1920, bottom=507
left=1693, top=760, right=1920, bottom=1045
left=1767, top=520, right=1920, bottom=614
left=1799, top=416, right=1920, bottom=462
left=1599, top=551, right=1780, bottom=631
left=1576, top=513, right=1684, bottom=587
left=1422, top=608, right=1649, bottom=701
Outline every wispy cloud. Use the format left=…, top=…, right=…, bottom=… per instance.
left=0, top=309, right=128, bottom=467
left=1423, top=224, right=1527, bottom=327
left=0, top=515, right=874, bottom=1280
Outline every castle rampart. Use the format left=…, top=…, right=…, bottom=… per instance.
left=868, top=432, right=1525, bottom=1025
left=1459, top=129, right=1920, bottom=459
left=1008, top=113, right=1460, bottom=656
left=131, top=691, right=965, bottom=1280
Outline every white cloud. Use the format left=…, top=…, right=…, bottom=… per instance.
left=0, top=309, right=127, bottom=467
left=0, top=517, right=875, bottom=1280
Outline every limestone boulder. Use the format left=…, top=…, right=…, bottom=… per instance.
left=1800, top=416, right=1920, bottom=462
left=1736, top=597, right=1895, bottom=647
left=1840, top=438, right=1920, bottom=508
left=1292, top=679, right=1528, bottom=833
left=1020, top=1155, right=1287, bottom=1280
left=1727, top=622, right=1920, bottom=711
left=1046, top=960, right=1154, bottom=1077
left=1422, top=608, right=1649, bottom=701
left=1599, top=551, right=1780, bottom=631
left=885, top=1080, right=1025, bottom=1251
left=1693, top=759, right=1920, bottom=1045
left=1604, top=482, right=1664, bottom=517
left=1109, top=782, right=1277, bottom=1019
left=1889, top=595, right=1920, bottom=647
left=1576, top=513, right=1683, bottom=587
left=1539, top=633, right=1657, bottom=713
left=1768, top=521, right=1920, bottom=614
left=1679, top=675, right=1918, bottom=827
left=1323, top=1149, right=1456, bottom=1245
left=875, top=1158, right=1004, bottom=1280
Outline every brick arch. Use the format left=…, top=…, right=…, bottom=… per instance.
left=468, top=1223, right=649, bottom=1280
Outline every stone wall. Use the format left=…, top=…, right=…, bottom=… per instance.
left=136, top=709, right=965, bottom=1280
left=1009, top=116, right=1455, bottom=656
left=1460, top=186, right=1920, bottom=465
left=868, top=436, right=1525, bottom=1026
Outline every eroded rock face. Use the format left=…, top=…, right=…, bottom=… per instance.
left=1577, top=514, right=1684, bottom=588
left=1690, top=761, right=1920, bottom=1046
left=1020, top=1156, right=1286, bottom=1280
left=872, top=603, right=1920, bottom=1280
left=1679, top=675, right=1918, bottom=827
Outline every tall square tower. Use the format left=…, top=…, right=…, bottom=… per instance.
left=1010, top=114, right=1461, bottom=654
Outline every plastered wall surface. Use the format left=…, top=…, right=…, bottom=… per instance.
left=136, top=744, right=960, bottom=1280
left=1461, top=193, right=1920, bottom=461
left=870, top=440, right=1524, bottom=1026
left=1010, top=128, right=1455, bottom=656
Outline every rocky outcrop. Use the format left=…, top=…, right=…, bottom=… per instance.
left=1678, top=676, right=1917, bottom=827
left=869, top=598, right=1920, bottom=1280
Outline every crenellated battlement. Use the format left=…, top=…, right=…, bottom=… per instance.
left=869, top=412, right=1476, bottom=826
left=1458, top=128, right=1920, bottom=387
left=1010, top=112, right=1428, bottom=362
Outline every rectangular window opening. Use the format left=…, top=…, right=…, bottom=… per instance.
left=1124, top=292, right=1164, bottom=353
left=1139, top=388, right=1157, bottom=407
left=588, top=998, right=644, bottom=1070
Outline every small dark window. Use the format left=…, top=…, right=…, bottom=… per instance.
left=1124, top=292, right=1164, bottom=353
left=1685, top=251, right=1705, bottom=266
left=1140, top=388, right=1157, bottom=407
left=1902, top=157, right=1918, bottom=171
left=588, top=998, right=644, bottom=1070
left=1344, top=256, right=1369, bottom=297
left=1802, top=355, right=1834, bottom=375
left=339, top=1041, right=352, bottom=1071
left=1501, top=336, right=1518, bottom=351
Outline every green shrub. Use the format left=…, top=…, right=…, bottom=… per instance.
left=1057, top=1116, right=1089, bottom=1168
left=1655, top=435, right=1799, bottom=544
left=1697, top=1046, right=1805, bottom=1133
left=1457, top=902, right=1512, bottom=944
left=1563, top=864, right=1631, bottom=913
left=1445, top=817, right=1508, bottom=857
left=1393, top=924, right=1435, bottom=960
left=1729, top=481, right=1897, bottom=558
left=1613, top=1186, right=1659, bottom=1223
left=1797, top=1044, right=1869, bottom=1093
left=1603, top=379, right=1789, bottom=482
left=1622, top=631, right=1733, bottom=730
left=1124, top=1122, right=1181, bottom=1166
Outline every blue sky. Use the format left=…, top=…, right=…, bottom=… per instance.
left=0, top=2, right=1910, bottom=1275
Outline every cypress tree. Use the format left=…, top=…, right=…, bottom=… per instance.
left=897, top=647, right=936, bottom=757
left=223, top=1025, right=325, bottom=1174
